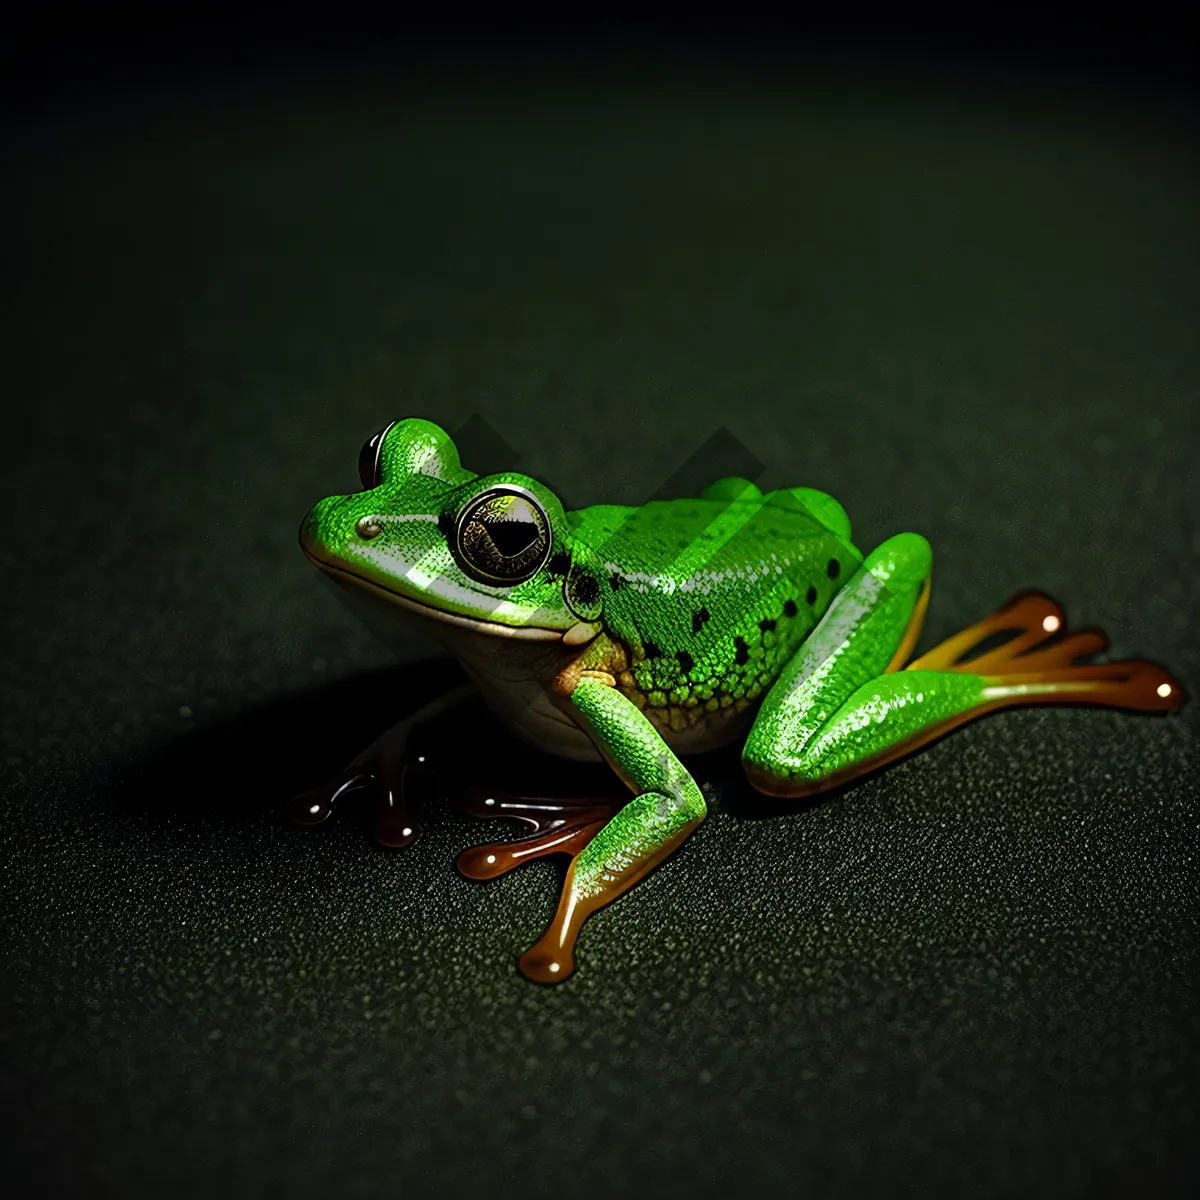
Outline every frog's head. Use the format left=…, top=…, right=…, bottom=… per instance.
left=300, top=419, right=604, bottom=643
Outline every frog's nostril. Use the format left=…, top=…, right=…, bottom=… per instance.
left=356, top=516, right=384, bottom=540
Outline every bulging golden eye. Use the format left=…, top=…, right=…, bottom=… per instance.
left=454, top=486, right=552, bottom=585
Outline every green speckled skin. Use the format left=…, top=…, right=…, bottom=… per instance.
left=795, top=670, right=988, bottom=780
left=569, top=485, right=859, bottom=737
left=568, top=679, right=706, bottom=897
left=744, top=532, right=934, bottom=782
left=514, top=678, right=710, bottom=979
left=300, top=419, right=1182, bottom=980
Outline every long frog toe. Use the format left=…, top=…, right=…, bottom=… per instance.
left=908, top=590, right=1186, bottom=712
left=457, top=820, right=607, bottom=880
left=452, top=786, right=622, bottom=880
left=287, top=770, right=371, bottom=826
left=452, top=779, right=648, bottom=981
left=370, top=754, right=424, bottom=848
left=287, top=756, right=425, bottom=848
left=905, top=590, right=1093, bottom=673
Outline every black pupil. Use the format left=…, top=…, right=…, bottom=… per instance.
left=482, top=517, right=539, bottom=558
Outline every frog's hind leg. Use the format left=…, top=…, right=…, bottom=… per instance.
left=744, top=546, right=1185, bottom=799
left=453, top=787, right=623, bottom=880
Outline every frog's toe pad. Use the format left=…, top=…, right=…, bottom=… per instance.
left=518, top=941, right=575, bottom=984
left=372, top=812, right=423, bottom=848
left=983, top=659, right=1186, bottom=713
left=287, top=772, right=370, bottom=825
left=457, top=819, right=605, bottom=880
left=452, top=786, right=622, bottom=879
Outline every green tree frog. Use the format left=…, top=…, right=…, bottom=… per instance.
left=295, top=418, right=1183, bottom=983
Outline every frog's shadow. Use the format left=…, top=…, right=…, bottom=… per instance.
left=112, top=660, right=457, bottom=824
left=112, top=659, right=835, bottom=833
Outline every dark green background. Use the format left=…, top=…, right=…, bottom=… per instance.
left=2, top=58, right=1197, bottom=1196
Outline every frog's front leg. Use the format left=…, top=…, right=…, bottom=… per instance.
left=513, top=676, right=708, bottom=983
left=288, top=682, right=476, bottom=846
left=744, top=535, right=1184, bottom=797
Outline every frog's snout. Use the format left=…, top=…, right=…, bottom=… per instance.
left=298, top=513, right=319, bottom=563
left=298, top=496, right=343, bottom=568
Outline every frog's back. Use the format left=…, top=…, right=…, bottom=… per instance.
left=571, top=485, right=859, bottom=751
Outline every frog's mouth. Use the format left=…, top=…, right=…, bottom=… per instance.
left=300, top=540, right=566, bottom=642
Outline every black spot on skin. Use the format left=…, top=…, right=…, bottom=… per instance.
left=676, top=650, right=694, bottom=674
left=806, top=586, right=817, bottom=606
left=610, top=572, right=623, bottom=590
left=643, top=640, right=662, bottom=660
left=759, top=618, right=776, bottom=633
left=827, top=558, right=841, bottom=579
left=571, top=571, right=600, bottom=607
left=734, top=637, right=750, bottom=665
left=546, top=552, right=571, bottom=578
left=692, top=607, right=710, bottom=634
left=438, top=512, right=456, bottom=542
left=783, top=599, right=798, bottom=618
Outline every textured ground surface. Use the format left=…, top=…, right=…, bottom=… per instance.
left=1, top=62, right=1197, bottom=1197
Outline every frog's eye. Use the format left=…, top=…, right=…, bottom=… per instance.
left=358, top=422, right=398, bottom=490
left=454, top=486, right=552, bottom=586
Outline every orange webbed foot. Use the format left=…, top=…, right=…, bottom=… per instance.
left=909, top=590, right=1185, bottom=713
left=452, top=786, right=621, bottom=881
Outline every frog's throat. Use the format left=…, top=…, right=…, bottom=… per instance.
left=301, top=548, right=566, bottom=642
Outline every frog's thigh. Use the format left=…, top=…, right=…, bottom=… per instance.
left=743, top=532, right=932, bottom=793
left=746, top=669, right=995, bottom=797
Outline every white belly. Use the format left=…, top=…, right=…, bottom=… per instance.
left=466, top=662, right=602, bottom=760
left=432, top=624, right=603, bottom=762
left=322, top=571, right=604, bottom=759
left=446, top=626, right=753, bottom=763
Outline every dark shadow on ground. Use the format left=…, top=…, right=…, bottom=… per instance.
left=110, top=649, right=1186, bottom=858
left=110, top=659, right=625, bottom=841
